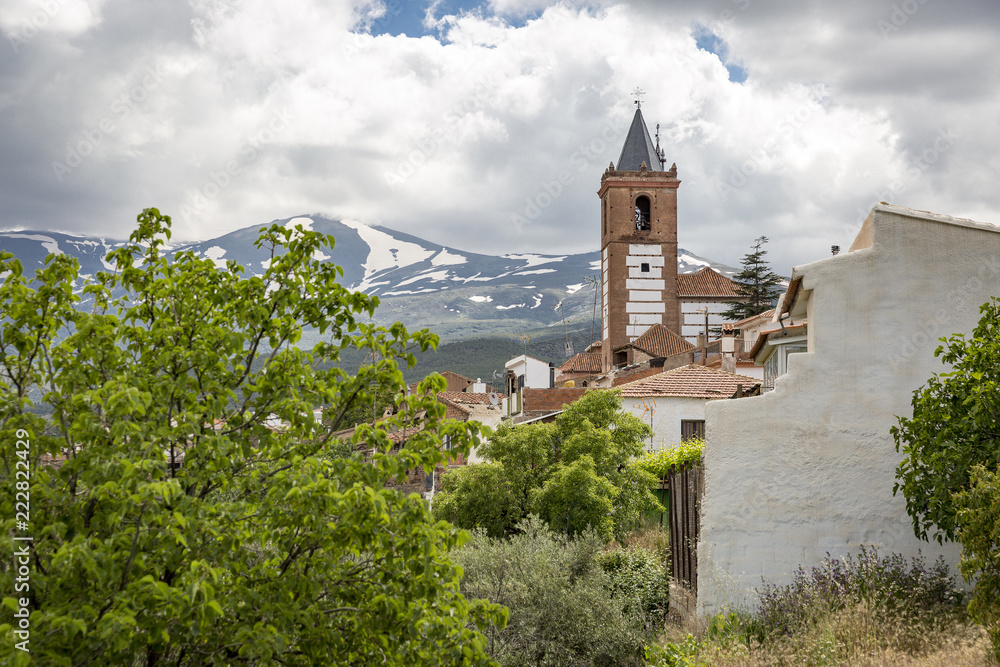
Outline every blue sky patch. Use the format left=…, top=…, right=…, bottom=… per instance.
left=693, top=25, right=747, bottom=83
left=364, top=1, right=534, bottom=38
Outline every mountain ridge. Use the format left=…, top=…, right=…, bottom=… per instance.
left=0, top=214, right=739, bottom=343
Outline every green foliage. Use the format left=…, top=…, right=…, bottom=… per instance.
left=635, top=438, right=705, bottom=480
left=453, top=516, right=647, bottom=667
left=892, top=297, right=1000, bottom=543
left=597, top=546, right=670, bottom=629
left=433, top=390, right=662, bottom=541
left=721, top=236, right=784, bottom=322
left=430, top=462, right=520, bottom=539
left=645, top=634, right=701, bottom=667
left=0, top=209, right=503, bottom=665
left=956, top=464, right=1000, bottom=659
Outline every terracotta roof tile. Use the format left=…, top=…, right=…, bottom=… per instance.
left=558, top=352, right=603, bottom=373
left=677, top=267, right=743, bottom=297
left=618, top=364, right=761, bottom=399
left=629, top=324, right=695, bottom=358
left=437, top=391, right=502, bottom=405
left=732, top=309, right=775, bottom=328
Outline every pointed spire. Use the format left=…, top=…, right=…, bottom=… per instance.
left=616, top=107, right=663, bottom=172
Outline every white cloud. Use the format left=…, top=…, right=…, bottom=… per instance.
left=3, top=0, right=1000, bottom=278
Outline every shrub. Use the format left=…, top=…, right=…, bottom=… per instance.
left=453, top=516, right=647, bottom=666
left=598, top=546, right=671, bottom=631
left=756, top=546, right=963, bottom=637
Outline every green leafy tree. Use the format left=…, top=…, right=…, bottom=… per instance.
left=892, top=298, right=1000, bottom=544
left=433, top=390, right=661, bottom=542
left=721, top=236, right=784, bottom=322
left=0, top=209, right=503, bottom=666
left=893, top=298, right=1000, bottom=658
left=955, top=465, right=1000, bottom=659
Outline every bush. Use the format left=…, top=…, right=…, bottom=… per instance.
left=453, top=516, right=647, bottom=666
left=756, top=546, right=963, bottom=637
left=597, top=546, right=670, bottom=631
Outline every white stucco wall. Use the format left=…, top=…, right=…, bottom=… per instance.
left=623, top=395, right=709, bottom=451
left=698, top=205, right=1000, bottom=616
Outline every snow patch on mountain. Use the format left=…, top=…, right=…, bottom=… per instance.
left=340, top=218, right=435, bottom=290
left=515, top=269, right=556, bottom=276
left=431, top=249, right=467, bottom=266
left=285, top=217, right=314, bottom=232
left=565, top=283, right=584, bottom=294
left=496, top=303, right=524, bottom=310
left=204, top=246, right=227, bottom=268
left=469, top=296, right=493, bottom=303
left=503, top=253, right=566, bottom=268
left=2, top=233, right=63, bottom=256
left=396, top=269, right=452, bottom=287
left=679, top=252, right=710, bottom=268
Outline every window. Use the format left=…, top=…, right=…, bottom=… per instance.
left=634, top=195, right=651, bottom=231
left=641, top=262, right=650, bottom=273
left=681, top=420, right=705, bottom=441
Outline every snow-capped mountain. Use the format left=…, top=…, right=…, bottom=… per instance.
left=0, top=215, right=738, bottom=342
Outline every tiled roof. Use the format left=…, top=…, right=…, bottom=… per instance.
left=558, top=352, right=603, bottom=373
left=732, top=309, right=775, bottom=328
left=441, top=370, right=471, bottom=383
left=437, top=391, right=500, bottom=405
left=618, top=364, right=761, bottom=399
left=677, top=267, right=743, bottom=297
left=616, top=108, right=662, bottom=171
left=629, top=324, right=695, bottom=358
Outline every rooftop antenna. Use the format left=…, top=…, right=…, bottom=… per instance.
left=655, top=123, right=667, bottom=169
left=520, top=333, right=530, bottom=357
left=558, top=302, right=574, bottom=358
left=584, top=275, right=600, bottom=346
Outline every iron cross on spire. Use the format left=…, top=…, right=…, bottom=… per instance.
left=632, top=87, right=645, bottom=108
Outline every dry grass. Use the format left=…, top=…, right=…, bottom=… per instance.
left=651, top=602, right=995, bottom=666
left=610, top=526, right=671, bottom=564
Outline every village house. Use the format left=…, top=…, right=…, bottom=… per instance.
left=618, top=364, right=760, bottom=450
left=677, top=267, right=746, bottom=346
left=697, top=204, right=996, bottom=616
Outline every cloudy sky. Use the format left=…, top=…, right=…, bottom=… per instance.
left=2, top=0, right=998, bottom=272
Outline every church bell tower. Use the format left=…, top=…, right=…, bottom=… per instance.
left=599, top=97, right=681, bottom=372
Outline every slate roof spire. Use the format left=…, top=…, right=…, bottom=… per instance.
left=616, top=106, right=664, bottom=172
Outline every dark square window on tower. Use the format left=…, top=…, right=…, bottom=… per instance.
left=641, top=262, right=650, bottom=273
left=681, top=419, right=705, bottom=441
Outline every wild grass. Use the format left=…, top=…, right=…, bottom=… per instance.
left=648, top=547, right=996, bottom=666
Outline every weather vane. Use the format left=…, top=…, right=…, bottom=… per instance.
left=632, top=87, right=645, bottom=108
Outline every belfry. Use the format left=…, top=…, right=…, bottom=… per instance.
left=598, top=96, right=681, bottom=372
